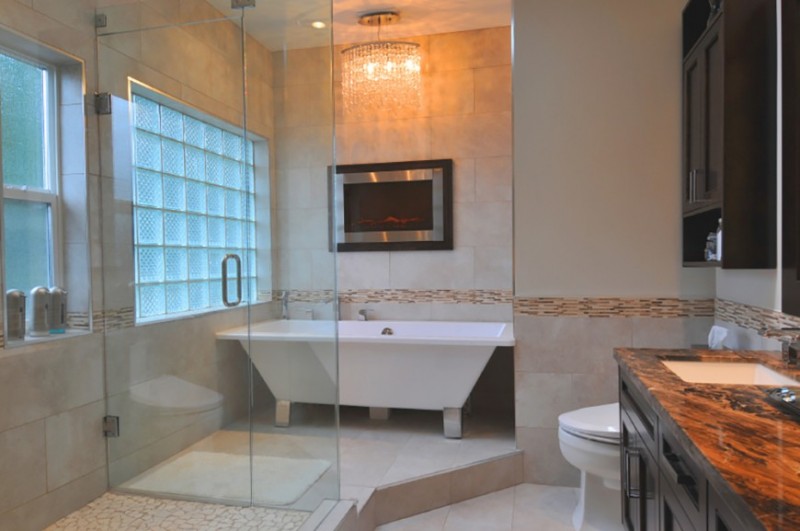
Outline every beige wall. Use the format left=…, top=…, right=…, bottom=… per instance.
left=512, top=0, right=716, bottom=486
left=513, top=0, right=714, bottom=299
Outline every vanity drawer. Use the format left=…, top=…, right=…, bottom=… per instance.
left=660, top=429, right=707, bottom=530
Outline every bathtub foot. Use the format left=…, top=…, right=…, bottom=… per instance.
left=369, top=407, right=391, bottom=420
left=443, top=407, right=462, bottom=439
left=275, top=400, right=291, bottom=427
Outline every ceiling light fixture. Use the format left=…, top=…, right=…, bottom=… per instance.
left=311, top=20, right=326, bottom=29
left=341, top=11, right=421, bottom=116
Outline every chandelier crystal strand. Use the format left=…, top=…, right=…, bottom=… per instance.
left=341, top=41, right=421, bottom=116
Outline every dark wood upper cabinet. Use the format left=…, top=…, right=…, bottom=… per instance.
left=681, top=0, right=776, bottom=268
left=783, top=0, right=800, bottom=315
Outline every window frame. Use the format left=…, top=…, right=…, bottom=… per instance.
left=128, top=80, right=261, bottom=324
left=0, top=45, right=64, bottom=294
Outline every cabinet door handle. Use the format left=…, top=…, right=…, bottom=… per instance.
left=690, top=169, right=697, bottom=203
left=624, top=447, right=641, bottom=499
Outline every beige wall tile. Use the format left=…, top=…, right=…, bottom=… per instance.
left=0, top=335, right=104, bottom=433
left=428, top=27, right=511, bottom=72
left=276, top=125, right=334, bottom=169
left=276, top=82, right=333, bottom=128
left=338, top=253, right=391, bottom=290
left=516, top=427, right=579, bottom=487
left=426, top=69, right=475, bottom=116
left=0, top=421, right=47, bottom=514
left=389, top=249, right=474, bottom=290
left=515, top=372, right=576, bottom=429
left=474, top=66, right=511, bottom=114
left=572, top=372, right=619, bottom=409
left=452, top=158, right=476, bottom=203
left=632, top=316, right=713, bottom=348
left=455, top=201, right=513, bottom=248
left=45, top=401, right=106, bottom=491
left=431, top=112, right=512, bottom=159
left=512, top=316, right=632, bottom=374
left=0, top=468, right=106, bottom=531
left=335, top=119, right=432, bottom=165
left=474, top=246, right=513, bottom=290
left=475, top=157, right=512, bottom=202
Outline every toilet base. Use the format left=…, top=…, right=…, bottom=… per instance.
left=573, top=471, right=622, bottom=531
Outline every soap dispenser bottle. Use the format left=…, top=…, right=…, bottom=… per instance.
left=29, top=286, right=50, bottom=337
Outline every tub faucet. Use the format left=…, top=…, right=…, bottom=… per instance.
left=760, top=327, right=800, bottom=366
left=281, top=291, right=289, bottom=320
left=358, top=309, right=373, bottom=321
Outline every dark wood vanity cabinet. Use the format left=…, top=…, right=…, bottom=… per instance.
left=682, top=18, right=723, bottom=217
left=619, top=371, right=762, bottom=531
left=681, top=0, right=776, bottom=268
left=782, top=0, right=800, bottom=315
left=621, top=376, right=659, bottom=531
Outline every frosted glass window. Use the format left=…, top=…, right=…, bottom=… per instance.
left=3, top=200, right=52, bottom=296
left=0, top=53, right=47, bottom=189
left=1, top=50, right=58, bottom=301
left=132, top=93, right=257, bottom=321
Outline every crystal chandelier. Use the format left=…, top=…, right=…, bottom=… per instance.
left=341, top=12, right=421, bottom=115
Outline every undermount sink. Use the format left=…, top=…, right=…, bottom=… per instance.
left=662, top=360, right=800, bottom=386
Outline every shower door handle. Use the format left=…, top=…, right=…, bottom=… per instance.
left=221, top=254, right=242, bottom=307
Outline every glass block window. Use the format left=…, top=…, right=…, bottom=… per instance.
left=131, top=93, right=256, bottom=321
left=0, top=50, right=58, bottom=298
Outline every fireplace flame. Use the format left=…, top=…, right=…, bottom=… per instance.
left=357, top=216, right=424, bottom=229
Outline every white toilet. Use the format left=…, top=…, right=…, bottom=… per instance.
left=558, top=402, right=622, bottom=531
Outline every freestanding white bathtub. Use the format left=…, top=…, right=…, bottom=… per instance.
left=217, top=319, right=515, bottom=438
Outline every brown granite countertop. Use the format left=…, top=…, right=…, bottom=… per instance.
left=614, top=348, right=800, bottom=531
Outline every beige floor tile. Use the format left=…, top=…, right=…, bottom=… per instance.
left=376, top=506, right=450, bottom=531
left=511, top=483, right=577, bottom=530
left=444, top=488, right=515, bottom=530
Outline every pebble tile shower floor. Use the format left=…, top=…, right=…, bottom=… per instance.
left=46, top=493, right=308, bottom=531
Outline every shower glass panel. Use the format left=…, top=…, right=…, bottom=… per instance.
left=96, top=0, right=338, bottom=520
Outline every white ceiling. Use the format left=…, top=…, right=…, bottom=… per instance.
left=207, top=0, right=511, bottom=51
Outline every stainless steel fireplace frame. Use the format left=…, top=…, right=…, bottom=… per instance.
left=329, top=159, right=454, bottom=252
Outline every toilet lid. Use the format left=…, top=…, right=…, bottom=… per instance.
left=558, top=402, right=620, bottom=442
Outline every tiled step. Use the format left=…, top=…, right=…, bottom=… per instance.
left=321, top=450, right=523, bottom=531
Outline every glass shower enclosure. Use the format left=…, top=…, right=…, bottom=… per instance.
left=95, top=0, right=338, bottom=519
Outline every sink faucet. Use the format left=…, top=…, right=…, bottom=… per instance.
left=281, top=291, right=289, bottom=320
left=760, top=327, right=800, bottom=366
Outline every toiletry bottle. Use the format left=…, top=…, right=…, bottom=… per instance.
left=6, top=290, right=26, bottom=340
left=715, top=218, right=723, bottom=261
left=29, top=286, right=50, bottom=337
left=49, top=287, right=67, bottom=334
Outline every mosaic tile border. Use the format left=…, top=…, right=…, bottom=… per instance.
left=715, top=298, right=800, bottom=332
left=513, top=297, right=715, bottom=318
left=338, top=289, right=513, bottom=305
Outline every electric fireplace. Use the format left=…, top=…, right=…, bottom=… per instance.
left=330, top=159, right=453, bottom=251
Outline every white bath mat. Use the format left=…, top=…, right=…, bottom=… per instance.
left=123, top=451, right=330, bottom=506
